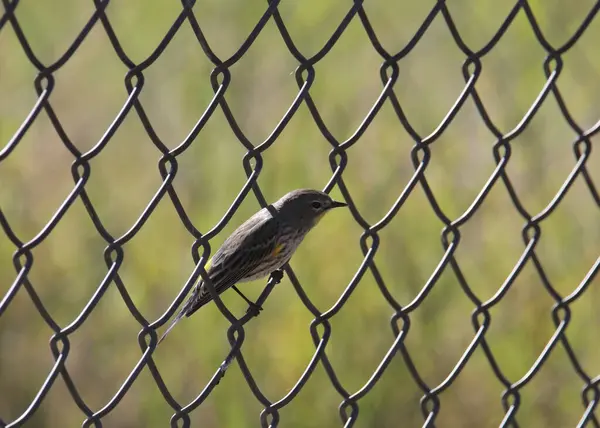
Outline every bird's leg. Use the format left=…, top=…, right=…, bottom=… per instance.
left=232, top=285, right=263, bottom=312
left=242, top=269, right=285, bottom=316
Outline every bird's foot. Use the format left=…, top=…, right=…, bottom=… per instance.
left=246, top=301, right=263, bottom=316
left=270, top=269, right=284, bottom=283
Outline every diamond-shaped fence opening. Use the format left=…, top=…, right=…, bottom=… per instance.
left=1, top=1, right=600, bottom=427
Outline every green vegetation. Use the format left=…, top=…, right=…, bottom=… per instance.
left=1, top=1, right=599, bottom=427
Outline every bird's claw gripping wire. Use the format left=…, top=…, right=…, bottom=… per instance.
left=269, top=269, right=284, bottom=283
left=246, top=301, right=263, bottom=316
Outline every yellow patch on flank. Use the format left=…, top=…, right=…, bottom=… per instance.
left=204, top=257, right=212, bottom=271
left=273, top=243, right=285, bottom=257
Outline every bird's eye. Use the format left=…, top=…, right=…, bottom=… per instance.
left=311, top=201, right=322, bottom=210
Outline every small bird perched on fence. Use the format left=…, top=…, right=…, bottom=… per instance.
left=158, top=188, right=347, bottom=344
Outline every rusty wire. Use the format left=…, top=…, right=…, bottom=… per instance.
left=1, top=0, right=600, bottom=427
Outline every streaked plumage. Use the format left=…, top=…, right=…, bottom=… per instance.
left=158, top=189, right=346, bottom=343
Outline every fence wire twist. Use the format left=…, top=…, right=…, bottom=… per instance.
left=1, top=0, right=600, bottom=427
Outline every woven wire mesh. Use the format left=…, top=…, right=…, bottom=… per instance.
left=1, top=0, right=600, bottom=427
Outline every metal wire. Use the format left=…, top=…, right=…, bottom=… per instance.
left=1, top=0, right=600, bottom=427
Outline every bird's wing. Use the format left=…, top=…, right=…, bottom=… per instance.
left=185, top=211, right=280, bottom=316
left=157, top=210, right=279, bottom=344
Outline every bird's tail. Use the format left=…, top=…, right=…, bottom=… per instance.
left=157, top=288, right=197, bottom=345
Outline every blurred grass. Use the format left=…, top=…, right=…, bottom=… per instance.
left=1, top=0, right=600, bottom=427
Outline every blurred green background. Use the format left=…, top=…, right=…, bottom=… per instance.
left=1, top=0, right=599, bottom=427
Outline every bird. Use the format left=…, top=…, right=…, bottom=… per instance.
left=158, top=189, right=347, bottom=344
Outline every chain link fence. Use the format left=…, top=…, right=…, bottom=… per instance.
left=1, top=0, right=600, bottom=427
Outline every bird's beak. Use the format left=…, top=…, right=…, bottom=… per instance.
left=330, top=200, right=348, bottom=209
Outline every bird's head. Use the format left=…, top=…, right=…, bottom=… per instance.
left=273, top=189, right=347, bottom=229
